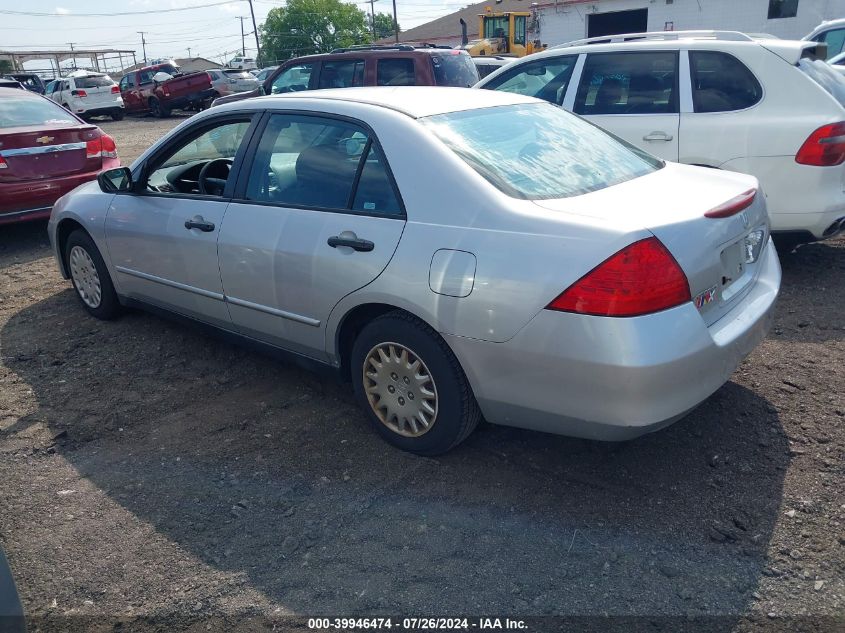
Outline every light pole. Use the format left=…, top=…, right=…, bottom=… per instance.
left=187, top=47, right=192, bottom=59
left=137, top=31, right=147, bottom=64
left=392, top=0, right=399, bottom=43
left=238, top=16, right=246, bottom=56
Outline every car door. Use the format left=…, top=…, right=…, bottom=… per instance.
left=105, top=114, right=259, bottom=328
left=679, top=49, right=764, bottom=168
left=479, top=54, right=579, bottom=105
left=54, top=80, right=70, bottom=108
left=120, top=74, right=141, bottom=112
left=218, top=112, right=406, bottom=359
left=572, top=50, right=680, bottom=162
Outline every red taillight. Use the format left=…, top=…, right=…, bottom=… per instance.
left=0, top=155, right=7, bottom=169
left=111, top=85, right=120, bottom=94
left=546, top=237, right=691, bottom=318
left=86, top=134, right=118, bottom=160
left=72, top=89, right=88, bottom=97
left=796, top=122, right=845, bottom=166
left=100, top=134, right=117, bottom=159
left=704, top=189, right=756, bottom=219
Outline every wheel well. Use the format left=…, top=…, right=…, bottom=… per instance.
left=336, top=303, right=406, bottom=381
left=56, top=219, right=87, bottom=277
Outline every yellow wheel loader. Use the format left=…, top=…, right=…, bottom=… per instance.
left=460, top=11, right=546, bottom=58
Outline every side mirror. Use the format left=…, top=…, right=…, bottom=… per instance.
left=98, top=167, right=133, bottom=193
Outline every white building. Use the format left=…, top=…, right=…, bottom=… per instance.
left=396, top=0, right=845, bottom=48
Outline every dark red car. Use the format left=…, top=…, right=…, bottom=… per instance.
left=0, top=87, right=119, bottom=225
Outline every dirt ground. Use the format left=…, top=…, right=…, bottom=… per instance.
left=0, top=116, right=843, bottom=632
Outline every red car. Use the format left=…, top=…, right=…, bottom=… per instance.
left=0, top=87, right=119, bottom=225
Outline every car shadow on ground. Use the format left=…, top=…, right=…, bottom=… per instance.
left=0, top=285, right=790, bottom=631
left=0, top=221, right=51, bottom=270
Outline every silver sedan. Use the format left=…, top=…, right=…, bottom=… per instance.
left=48, top=87, right=781, bottom=455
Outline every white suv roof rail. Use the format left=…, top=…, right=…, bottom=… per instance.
left=551, top=30, right=756, bottom=49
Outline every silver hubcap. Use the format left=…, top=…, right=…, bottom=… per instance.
left=363, top=342, right=438, bottom=438
left=69, top=245, right=102, bottom=309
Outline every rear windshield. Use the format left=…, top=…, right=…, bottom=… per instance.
left=431, top=52, right=479, bottom=87
left=798, top=58, right=845, bottom=107
left=422, top=103, right=662, bottom=200
left=75, top=75, right=114, bottom=88
left=0, top=95, right=77, bottom=128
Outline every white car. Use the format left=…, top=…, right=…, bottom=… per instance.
left=477, top=30, right=845, bottom=249
left=805, top=18, right=845, bottom=60
left=45, top=71, right=125, bottom=121
left=227, top=56, right=257, bottom=71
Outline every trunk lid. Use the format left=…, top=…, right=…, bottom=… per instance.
left=73, top=74, right=119, bottom=106
left=532, top=163, right=770, bottom=326
left=0, top=124, right=102, bottom=182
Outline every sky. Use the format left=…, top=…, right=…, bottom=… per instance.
left=0, top=0, right=470, bottom=71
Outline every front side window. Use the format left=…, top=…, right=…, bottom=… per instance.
left=318, top=59, right=365, bottom=89
left=245, top=114, right=402, bottom=215
left=484, top=16, right=509, bottom=40
left=138, top=70, right=153, bottom=84
left=270, top=63, right=314, bottom=94
left=481, top=55, right=576, bottom=105
left=145, top=119, right=252, bottom=196
left=377, top=58, right=416, bottom=86
left=574, top=52, right=678, bottom=115
left=767, top=0, right=799, bottom=19
left=422, top=103, right=662, bottom=200
left=513, top=15, right=527, bottom=46
left=690, top=51, right=762, bottom=113
left=45, top=81, right=57, bottom=94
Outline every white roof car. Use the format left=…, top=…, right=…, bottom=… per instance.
left=45, top=71, right=124, bottom=121
left=805, top=18, right=845, bottom=60
left=477, top=30, right=845, bottom=248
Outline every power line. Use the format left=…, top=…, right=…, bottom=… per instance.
left=0, top=1, right=244, bottom=18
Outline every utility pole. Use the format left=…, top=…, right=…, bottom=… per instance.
left=247, top=0, right=261, bottom=63
left=238, top=17, right=246, bottom=56
left=369, top=0, right=378, bottom=40
left=67, top=42, right=76, bottom=71
left=187, top=47, right=192, bottom=59
left=392, top=0, right=399, bottom=43
left=137, top=31, right=147, bottom=64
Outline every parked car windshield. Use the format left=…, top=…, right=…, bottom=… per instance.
left=431, top=52, right=479, bottom=87
left=798, top=57, right=845, bottom=107
left=0, top=94, right=77, bottom=128
left=74, top=75, right=114, bottom=88
left=422, top=103, right=662, bottom=200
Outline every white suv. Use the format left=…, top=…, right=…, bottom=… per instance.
left=477, top=31, right=845, bottom=247
left=227, top=56, right=257, bottom=71
left=45, top=71, right=125, bottom=121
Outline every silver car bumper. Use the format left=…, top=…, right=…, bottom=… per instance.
left=446, top=239, right=781, bottom=441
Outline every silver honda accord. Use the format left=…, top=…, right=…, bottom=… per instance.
left=48, top=87, right=781, bottom=455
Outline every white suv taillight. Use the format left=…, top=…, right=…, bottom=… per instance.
left=796, top=122, right=845, bottom=166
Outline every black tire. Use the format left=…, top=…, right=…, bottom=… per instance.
left=111, top=109, right=125, bottom=121
left=64, top=230, right=122, bottom=320
left=149, top=97, right=169, bottom=118
left=351, top=311, right=481, bottom=455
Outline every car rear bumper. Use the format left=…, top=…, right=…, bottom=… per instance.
left=446, top=239, right=781, bottom=441
left=722, top=156, right=845, bottom=240
left=0, top=169, right=106, bottom=224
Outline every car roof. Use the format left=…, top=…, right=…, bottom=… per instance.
left=806, top=18, right=845, bottom=38
left=230, top=86, right=538, bottom=118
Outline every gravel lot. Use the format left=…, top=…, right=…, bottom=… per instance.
left=0, top=116, right=843, bottom=632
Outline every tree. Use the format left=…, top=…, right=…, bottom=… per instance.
left=371, top=12, right=399, bottom=41
left=261, top=0, right=370, bottom=62
left=0, top=59, right=13, bottom=74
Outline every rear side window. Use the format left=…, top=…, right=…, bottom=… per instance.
left=815, top=28, right=845, bottom=59
left=74, top=75, right=114, bottom=89
left=798, top=58, right=845, bottom=108
left=481, top=55, right=576, bottom=105
left=0, top=95, right=76, bottom=128
left=318, top=59, right=364, bottom=89
left=574, top=52, right=678, bottom=115
left=690, top=51, right=762, bottom=113
left=377, top=58, right=415, bottom=86
left=270, top=63, right=313, bottom=93
left=431, top=52, right=479, bottom=87
left=423, top=103, right=662, bottom=200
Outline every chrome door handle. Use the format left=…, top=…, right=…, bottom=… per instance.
left=184, top=216, right=215, bottom=232
left=643, top=131, right=674, bottom=142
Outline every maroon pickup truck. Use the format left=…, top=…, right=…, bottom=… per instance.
left=118, top=63, right=214, bottom=117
